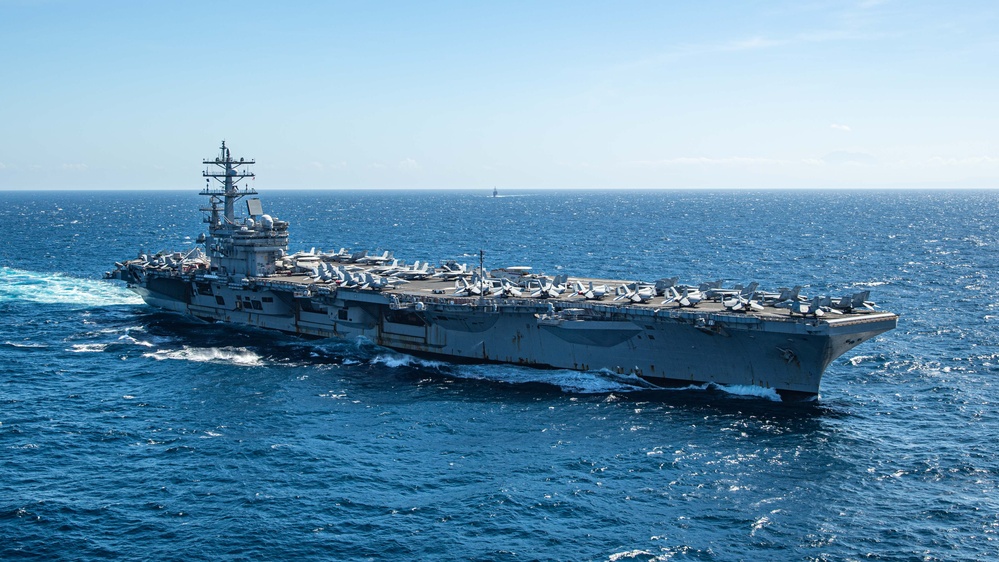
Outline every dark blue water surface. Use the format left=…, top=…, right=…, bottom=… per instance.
left=1, top=189, right=997, bottom=561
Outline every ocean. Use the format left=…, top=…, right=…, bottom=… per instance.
left=1, top=189, right=996, bottom=561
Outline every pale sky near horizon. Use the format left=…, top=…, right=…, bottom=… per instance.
left=1, top=1, right=997, bottom=190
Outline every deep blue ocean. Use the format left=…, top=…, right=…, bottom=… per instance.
left=1, top=189, right=997, bottom=561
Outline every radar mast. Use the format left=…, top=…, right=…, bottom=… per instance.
left=200, top=140, right=257, bottom=233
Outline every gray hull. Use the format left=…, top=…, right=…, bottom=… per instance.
left=124, top=273, right=896, bottom=398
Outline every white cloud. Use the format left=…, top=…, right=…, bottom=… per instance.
left=556, top=160, right=598, bottom=169
left=398, top=158, right=420, bottom=171
left=630, top=156, right=789, bottom=167
left=631, top=36, right=784, bottom=66
left=723, top=36, right=786, bottom=52
left=830, top=123, right=852, bottom=132
left=819, top=151, right=878, bottom=165
left=61, top=163, right=88, bottom=171
left=308, top=161, right=347, bottom=171
left=622, top=20, right=886, bottom=71
left=926, top=156, right=999, bottom=166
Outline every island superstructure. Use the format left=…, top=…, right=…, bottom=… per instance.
left=107, top=142, right=898, bottom=399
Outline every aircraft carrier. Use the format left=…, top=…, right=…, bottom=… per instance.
left=106, top=142, right=898, bottom=400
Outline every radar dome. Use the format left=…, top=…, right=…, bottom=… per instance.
left=261, top=214, right=274, bottom=229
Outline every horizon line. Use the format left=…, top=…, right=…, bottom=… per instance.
left=1, top=185, right=998, bottom=192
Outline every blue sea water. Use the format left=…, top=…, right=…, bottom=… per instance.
left=0, top=188, right=997, bottom=561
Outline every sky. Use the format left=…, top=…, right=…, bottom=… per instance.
left=1, top=0, right=997, bottom=190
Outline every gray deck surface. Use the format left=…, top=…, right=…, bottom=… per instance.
left=261, top=265, right=885, bottom=323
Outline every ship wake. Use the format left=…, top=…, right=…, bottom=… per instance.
left=143, top=345, right=266, bottom=367
left=1, top=266, right=142, bottom=307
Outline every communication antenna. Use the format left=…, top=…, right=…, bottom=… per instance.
left=478, top=249, right=485, bottom=306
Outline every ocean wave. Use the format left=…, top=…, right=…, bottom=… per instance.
left=608, top=550, right=656, bottom=562
left=0, top=266, right=143, bottom=307
left=371, top=353, right=447, bottom=370
left=364, top=355, right=784, bottom=397
left=846, top=280, right=890, bottom=288
left=3, top=341, right=49, bottom=349
left=61, top=324, right=161, bottom=354
left=142, top=346, right=265, bottom=366
left=849, top=355, right=875, bottom=366
left=117, top=335, right=154, bottom=347
left=453, top=364, right=653, bottom=394
left=69, top=343, right=109, bottom=353
left=846, top=353, right=890, bottom=366
left=711, top=384, right=782, bottom=401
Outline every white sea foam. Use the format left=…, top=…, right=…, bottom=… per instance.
left=142, top=346, right=264, bottom=366
left=608, top=550, right=656, bottom=562
left=659, top=381, right=782, bottom=400
left=365, top=354, right=781, bottom=398
left=4, top=341, right=48, bottom=349
left=69, top=343, right=109, bottom=353
left=118, top=335, right=154, bottom=347
left=712, top=384, right=782, bottom=401
left=455, top=364, right=650, bottom=394
left=0, top=267, right=143, bottom=307
left=371, top=353, right=446, bottom=369
left=848, top=355, right=875, bottom=366
left=750, top=515, right=772, bottom=536
left=853, top=281, right=888, bottom=287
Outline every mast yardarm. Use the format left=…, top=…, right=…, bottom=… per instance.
left=200, top=140, right=257, bottom=232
